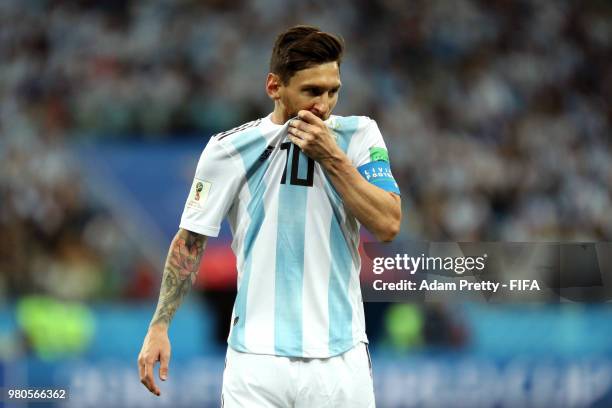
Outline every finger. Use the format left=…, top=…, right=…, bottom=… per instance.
left=289, top=119, right=318, bottom=135
left=138, top=357, right=146, bottom=384
left=140, top=361, right=150, bottom=390
left=287, top=126, right=306, bottom=140
left=290, top=126, right=315, bottom=142
left=298, top=110, right=324, bottom=125
left=159, top=351, right=170, bottom=381
left=144, top=361, right=160, bottom=396
left=288, top=135, right=305, bottom=150
left=141, top=361, right=152, bottom=392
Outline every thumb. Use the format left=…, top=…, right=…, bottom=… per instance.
left=159, top=352, right=170, bottom=381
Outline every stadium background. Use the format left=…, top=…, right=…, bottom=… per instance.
left=1, top=0, right=612, bottom=407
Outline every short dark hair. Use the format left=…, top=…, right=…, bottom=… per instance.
left=270, top=25, right=344, bottom=84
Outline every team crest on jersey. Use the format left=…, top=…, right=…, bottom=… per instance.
left=186, top=178, right=212, bottom=211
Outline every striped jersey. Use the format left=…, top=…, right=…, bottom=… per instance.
left=179, top=113, right=400, bottom=358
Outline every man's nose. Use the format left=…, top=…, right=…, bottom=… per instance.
left=312, top=95, right=329, bottom=117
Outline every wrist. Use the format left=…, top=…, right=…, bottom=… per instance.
left=149, top=321, right=169, bottom=332
left=320, top=148, right=350, bottom=173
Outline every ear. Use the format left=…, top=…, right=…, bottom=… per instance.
left=266, top=73, right=282, bottom=100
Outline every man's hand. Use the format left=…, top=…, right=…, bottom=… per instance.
left=287, top=110, right=343, bottom=164
left=289, top=110, right=401, bottom=242
left=138, top=324, right=171, bottom=396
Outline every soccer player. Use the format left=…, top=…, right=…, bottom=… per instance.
left=138, top=25, right=401, bottom=407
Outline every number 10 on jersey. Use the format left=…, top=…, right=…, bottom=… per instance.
left=280, top=142, right=314, bottom=187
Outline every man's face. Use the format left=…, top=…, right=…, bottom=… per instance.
left=270, top=62, right=341, bottom=122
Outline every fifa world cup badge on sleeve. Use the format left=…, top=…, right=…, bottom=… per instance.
left=186, top=178, right=212, bottom=211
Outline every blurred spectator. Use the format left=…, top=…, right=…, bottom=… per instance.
left=380, top=303, right=468, bottom=352
left=16, top=295, right=95, bottom=360
left=0, top=133, right=154, bottom=300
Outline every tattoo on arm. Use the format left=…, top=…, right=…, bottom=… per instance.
left=150, top=229, right=207, bottom=327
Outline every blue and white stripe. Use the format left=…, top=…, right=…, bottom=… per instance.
left=197, top=114, right=397, bottom=358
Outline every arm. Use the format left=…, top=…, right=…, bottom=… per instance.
left=319, top=155, right=401, bottom=242
left=288, top=111, right=401, bottom=242
left=138, top=228, right=208, bottom=396
left=150, top=228, right=208, bottom=327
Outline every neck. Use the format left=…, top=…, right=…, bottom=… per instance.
left=271, top=102, right=288, bottom=125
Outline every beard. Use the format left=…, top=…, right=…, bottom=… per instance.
left=281, top=96, right=330, bottom=121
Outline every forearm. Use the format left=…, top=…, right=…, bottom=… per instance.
left=321, top=153, right=401, bottom=242
left=150, top=228, right=208, bottom=329
left=286, top=111, right=401, bottom=241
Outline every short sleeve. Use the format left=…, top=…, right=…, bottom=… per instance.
left=350, top=119, right=401, bottom=195
left=179, top=138, right=243, bottom=237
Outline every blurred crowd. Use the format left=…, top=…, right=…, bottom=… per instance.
left=1, top=0, right=611, bottom=302
left=382, top=0, right=612, bottom=241
left=0, top=136, right=155, bottom=300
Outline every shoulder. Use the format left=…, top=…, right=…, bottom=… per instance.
left=207, top=118, right=268, bottom=159
left=328, top=115, right=380, bottom=152
left=327, top=115, right=375, bottom=134
left=212, top=118, right=264, bottom=142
